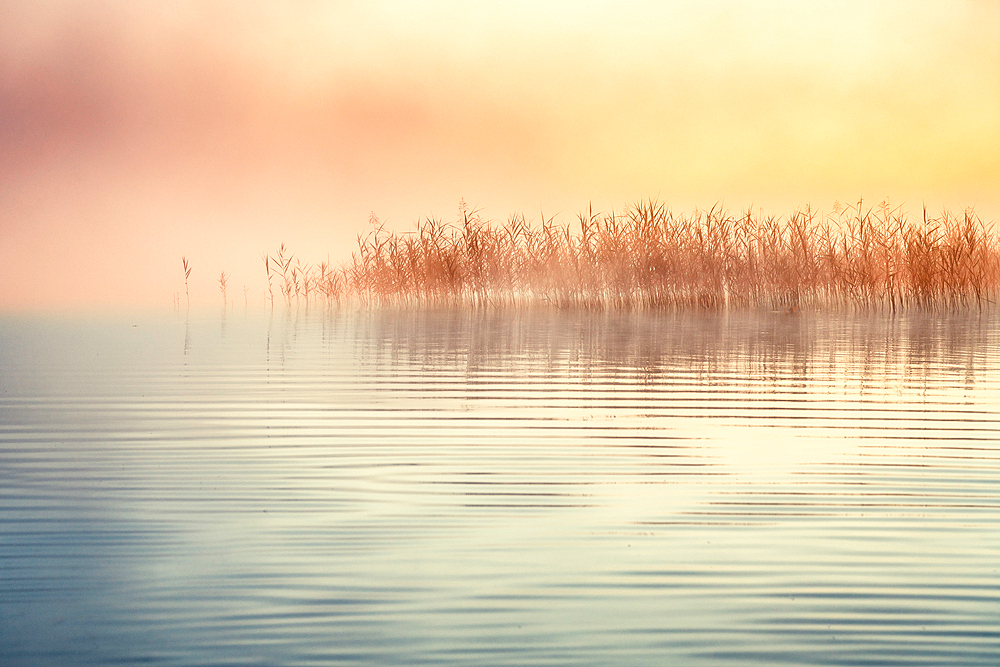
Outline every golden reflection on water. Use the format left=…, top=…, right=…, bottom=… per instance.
left=353, top=307, right=994, bottom=409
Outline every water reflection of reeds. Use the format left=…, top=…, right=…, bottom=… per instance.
left=352, top=307, right=997, bottom=395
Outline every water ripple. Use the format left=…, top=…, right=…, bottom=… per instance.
left=1, top=309, right=998, bottom=665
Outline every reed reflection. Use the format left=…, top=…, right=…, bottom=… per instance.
left=350, top=307, right=997, bottom=397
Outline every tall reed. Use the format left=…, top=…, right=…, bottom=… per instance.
left=181, top=256, right=192, bottom=309
left=219, top=271, right=228, bottom=307
left=271, top=200, right=1000, bottom=312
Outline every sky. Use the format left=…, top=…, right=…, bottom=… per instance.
left=1, top=0, right=998, bottom=311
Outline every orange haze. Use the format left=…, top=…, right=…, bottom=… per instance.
left=2, top=0, right=998, bottom=311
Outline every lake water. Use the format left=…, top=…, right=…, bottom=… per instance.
left=2, top=307, right=999, bottom=666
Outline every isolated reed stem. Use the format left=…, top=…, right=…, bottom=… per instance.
left=219, top=271, right=228, bottom=307
left=181, top=256, right=191, bottom=309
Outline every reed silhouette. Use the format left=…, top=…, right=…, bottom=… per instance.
left=263, top=243, right=343, bottom=307
left=267, top=199, right=1000, bottom=312
left=181, top=256, right=192, bottom=309
left=219, top=271, right=228, bottom=307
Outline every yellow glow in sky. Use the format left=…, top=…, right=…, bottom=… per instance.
left=1, top=0, right=998, bottom=310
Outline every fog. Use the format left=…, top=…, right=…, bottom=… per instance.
left=1, top=1, right=997, bottom=310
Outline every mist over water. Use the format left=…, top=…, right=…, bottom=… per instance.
left=2, top=307, right=999, bottom=666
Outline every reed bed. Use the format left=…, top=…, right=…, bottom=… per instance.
left=268, top=200, right=1000, bottom=312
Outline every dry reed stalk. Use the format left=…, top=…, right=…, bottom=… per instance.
left=219, top=271, right=228, bottom=307
left=262, top=253, right=274, bottom=304
left=181, top=257, right=192, bottom=308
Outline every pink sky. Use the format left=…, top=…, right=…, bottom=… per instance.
left=2, top=0, right=999, bottom=311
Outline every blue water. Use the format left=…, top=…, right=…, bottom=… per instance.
left=2, top=308, right=999, bottom=665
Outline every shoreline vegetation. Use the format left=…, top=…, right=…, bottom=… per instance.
left=256, top=199, right=1000, bottom=312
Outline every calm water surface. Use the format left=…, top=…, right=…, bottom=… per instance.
left=1, top=308, right=999, bottom=666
